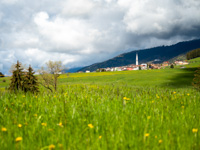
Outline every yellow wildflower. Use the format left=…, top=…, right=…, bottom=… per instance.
left=34, top=114, right=37, bottom=117
left=15, top=137, right=22, bottom=142
left=41, top=123, right=47, bottom=126
left=99, top=136, right=102, bottom=139
left=151, top=100, right=154, bottom=103
left=48, top=129, right=53, bottom=131
left=35, top=96, right=37, bottom=98
left=123, top=97, right=127, bottom=100
left=88, top=124, right=94, bottom=128
left=182, top=106, right=184, bottom=109
left=58, top=122, right=63, bottom=127
left=147, top=116, right=151, bottom=119
left=145, top=133, right=149, bottom=137
left=173, top=91, right=176, bottom=94
left=49, top=144, right=55, bottom=150
left=192, top=128, right=198, bottom=133
left=1, top=127, right=7, bottom=132
left=159, top=139, right=163, bottom=143
left=126, top=98, right=130, bottom=101
left=18, top=124, right=22, bottom=128
left=22, top=95, right=25, bottom=98
left=187, top=93, right=190, bottom=96
left=155, top=135, right=157, bottom=138
left=54, top=95, right=56, bottom=98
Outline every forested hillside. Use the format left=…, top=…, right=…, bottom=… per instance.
left=79, top=39, right=200, bottom=72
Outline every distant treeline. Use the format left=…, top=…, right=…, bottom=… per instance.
left=187, top=48, right=200, bottom=60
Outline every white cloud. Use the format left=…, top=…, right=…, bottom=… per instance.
left=34, top=11, right=101, bottom=53
left=0, top=0, right=19, bottom=4
left=0, top=64, right=3, bottom=70
left=61, top=0, right=96, bottom=17
left=0, top=0, right=200, bottom=74
left=118, top=0, right=200, bottom=37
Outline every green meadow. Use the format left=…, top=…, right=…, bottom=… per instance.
left=0, top=60, right=200, bottom=150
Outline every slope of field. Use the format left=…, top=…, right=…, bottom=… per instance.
left=187, top=57, right=200, bottom=68
left=59, top=68, right=196, bottom=89
left=0, top=59, right=199, bottom=149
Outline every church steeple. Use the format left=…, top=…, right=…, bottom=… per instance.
left=136, top=52, right=138, bottom=65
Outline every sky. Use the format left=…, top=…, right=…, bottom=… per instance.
left=0, top=0, right=200, bottom=74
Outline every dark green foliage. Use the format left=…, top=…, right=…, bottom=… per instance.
left=23, top=65, right=39, bottom=93
left=187, top=48, right=200, bottom=60
left=9, top=61, right=39, bottom=93
left=0, top=72, right=4, bottom=77
left=9, top=61, right=24, bottom=92
left=170, top=64, right=174, bottom=68
left=192, top=67, right=200, bottom=90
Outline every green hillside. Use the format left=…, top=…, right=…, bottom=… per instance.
left=187, top=57, right=200, bottom=68
left=0, top=57, right=199, bottom=150
left=1, top=57, right=200, bottom=90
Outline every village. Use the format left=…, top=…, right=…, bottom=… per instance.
left=83, top=60, right=189, bottom=73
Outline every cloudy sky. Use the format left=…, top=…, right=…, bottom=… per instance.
left=0, top=0, right=200, bottom=74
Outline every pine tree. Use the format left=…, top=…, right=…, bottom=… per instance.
left=9, top=61, right=24, bottom=92
left=192, top=67, right=200, bottom=90
left=23, top=65, right=39, bottom=93
left=0, top=72, right=5, bottom=77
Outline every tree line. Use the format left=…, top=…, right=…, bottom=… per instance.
left=186, top=48, right=200, bottom=60
left=9, top=60, right=64, bottom=93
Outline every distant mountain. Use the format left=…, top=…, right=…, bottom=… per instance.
left=78, top=39, right=200, bottom=72
left=64, top=67, right=83, bottom=73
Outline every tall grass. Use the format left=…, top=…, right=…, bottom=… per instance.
left=0, top=84, right=199, bottom=149
left=0, top=60, right=199, bottom=149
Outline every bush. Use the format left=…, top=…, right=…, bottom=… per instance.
left=193, top=67, right=200, bottom=90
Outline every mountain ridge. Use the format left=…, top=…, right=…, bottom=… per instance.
left=78, top=39, right=200, bottom=72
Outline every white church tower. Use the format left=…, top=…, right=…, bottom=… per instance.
left=136, top=52, right=138, bottom=65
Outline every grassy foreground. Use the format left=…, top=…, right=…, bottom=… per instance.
left=0, top=65, right=200, bottom=149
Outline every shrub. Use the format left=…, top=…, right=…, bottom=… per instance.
left=193, top=67, right=200, bottom=90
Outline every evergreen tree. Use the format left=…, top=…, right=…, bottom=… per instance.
left=23, top=65, right=39, bottom=93
left=192, top=67, right=200, bottom=90
left=0, top=72, right=5, bottom=77
left=9, top=61, right=24, bottom=92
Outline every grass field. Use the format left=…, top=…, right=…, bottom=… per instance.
left=0, top=59, right=200, bottom=149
